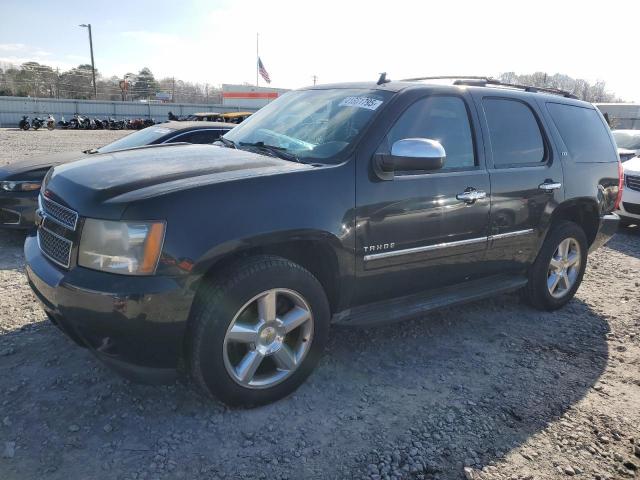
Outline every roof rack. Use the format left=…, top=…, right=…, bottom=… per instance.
left=399, top=75, right=578, bottom=99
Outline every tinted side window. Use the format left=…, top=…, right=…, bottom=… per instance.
left=380, top=96, right=476, bottom=170
left=169, top=130, right=224, bottom=144
left=483, top=98, right=545, bottom=166
left=546, top=103, right=617, bottom=163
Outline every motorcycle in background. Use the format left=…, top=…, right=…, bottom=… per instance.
left=77, top=114, right=91, bottom=129
left=31, top=116, right=45, bottom=130
left=94, top=118, right=105, bottom=129
left=130, top=118, right=144, bottom=130
left=57, top=116, right=70, bottom=129
left=18, top=115, right=31, bottom=131
left=69, top=114, right=80, bottom=129
left=69, top=114, right=90, bottom=129
left=107, top=117, right=122, bottom=130
left=46, top=114, right=56, bottom=130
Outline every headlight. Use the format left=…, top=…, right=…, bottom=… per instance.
left=78, top=219, right=166, bottom=275
left=1, top=180, right=42, bottom=192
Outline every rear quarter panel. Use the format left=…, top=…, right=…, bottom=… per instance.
left=535, top=98, right=620, bottom=216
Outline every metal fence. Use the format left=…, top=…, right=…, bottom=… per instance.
left=0, top=96, right=259, bottom=127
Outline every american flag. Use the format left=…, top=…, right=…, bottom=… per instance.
left=258, top=57, right=271, bottom=84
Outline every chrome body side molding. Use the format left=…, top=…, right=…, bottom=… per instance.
left=363, top=229, right=535, bottom=261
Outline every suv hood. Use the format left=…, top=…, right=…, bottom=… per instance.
left=45, top=144, right=311, bottom=217
left=622, top=156, right=640, bottom=175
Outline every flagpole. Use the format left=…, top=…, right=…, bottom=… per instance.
left=256, top=32, right=259, bottom=87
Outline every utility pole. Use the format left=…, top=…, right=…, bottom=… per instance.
left=79, top=23, right=97, bottom=99
left=312, top=75, right=318, bottom=85
left=171, top=77, right=176, bottom=102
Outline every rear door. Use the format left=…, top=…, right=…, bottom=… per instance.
left=353, top=91, right=491, bottom=306
left=471, top=92, right=565, bottom=272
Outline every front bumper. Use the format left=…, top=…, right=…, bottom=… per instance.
left=0, top=190, right=39, bottom=229
left=589, top=213, right=619, bottom=253
left=615, top=184, right=640, bottom=221
left=25, top=235, right=195, bottom=384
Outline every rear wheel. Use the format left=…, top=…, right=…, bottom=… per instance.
left=524, top=221, right=588, bottom=310
left=187, top=255, right=330, bottom=407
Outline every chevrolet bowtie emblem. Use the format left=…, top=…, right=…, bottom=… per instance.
left=34, top=209, right=44, bottom=227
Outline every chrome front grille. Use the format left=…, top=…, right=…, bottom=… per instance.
left=38, top=195, right=78, bottom=268
left=37, top=227, right=72, bottom=268
left=626, top=174, right=640, bottom=192
left=41, top=196, right=79, bottom=230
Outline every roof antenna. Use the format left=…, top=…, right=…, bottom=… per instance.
left=377, top=72, right=390, bottom=85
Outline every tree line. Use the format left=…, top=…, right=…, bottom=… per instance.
left=0, top=61, right=223, bottom=104
left=0, top=61, right=625, bottom=104
left=498, top=72, right=622, bottom=103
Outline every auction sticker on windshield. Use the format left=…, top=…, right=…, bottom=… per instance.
left=339, top=96, right=383, bottom=110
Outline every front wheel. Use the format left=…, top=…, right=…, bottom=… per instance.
left=524, top=221, right=588, bottom=310
left=187, top=256, right=330, bottom=407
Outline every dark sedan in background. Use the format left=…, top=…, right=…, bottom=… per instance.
left=0, top=121, right=234, bottom=229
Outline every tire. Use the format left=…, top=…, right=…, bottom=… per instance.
left=187, top=255, right=330, bottom=407
left=524, top=221, right=588, bottom=311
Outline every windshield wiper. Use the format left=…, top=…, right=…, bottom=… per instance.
left=216, top=136, right=237, bottom=149
left=238, top=141, right=300, bottom=163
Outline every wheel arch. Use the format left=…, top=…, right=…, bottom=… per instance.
left=191, top=229, right=351, bottom=315
left=547, top=197, right=600, bottom=246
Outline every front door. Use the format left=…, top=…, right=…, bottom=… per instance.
left=353, top=93, right=491, bottom=306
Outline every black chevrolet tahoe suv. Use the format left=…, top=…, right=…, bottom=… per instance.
left=25, top=77, right=621, bottom=406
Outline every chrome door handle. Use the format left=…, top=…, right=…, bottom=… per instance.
left=539, top=182, right=562, bottom=192
left=456, top=189, right=487, bottom=204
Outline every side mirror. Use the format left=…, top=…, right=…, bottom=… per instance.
left=374, top=138, right=446, bottom=180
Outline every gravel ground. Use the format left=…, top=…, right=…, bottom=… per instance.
left=0, top=128, right=639, bottom=480
left=0, top=128, right=128, bottom=167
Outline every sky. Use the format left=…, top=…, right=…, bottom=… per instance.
left=1, top=0, right=638, bottom=101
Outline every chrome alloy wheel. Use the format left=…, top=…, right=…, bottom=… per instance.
left=547, top=237, right=581, bottom=299
left=223, top=289, right=314, bottom=389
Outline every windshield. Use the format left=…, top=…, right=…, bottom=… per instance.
left=613, top=131, right=640, bottom=150
left=223, top=88, right=393, bottom=162
left=96, top=127, right=173, bottom=153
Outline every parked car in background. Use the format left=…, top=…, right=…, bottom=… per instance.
left=0, top=121, right=233, bottom=229
left=617, top=155, right=640, bottom=226
left=216, top=112, right=253, bottom=123
left=25, top=78, right=620, bottom=406
left=190, top=112, right=222, bottom=121
left=188, top=111, right=253, bottom=123
left=612, top=129, right=640, bottom=162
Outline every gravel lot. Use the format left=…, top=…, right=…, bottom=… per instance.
left=0, top=128, right=639, bottom=480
